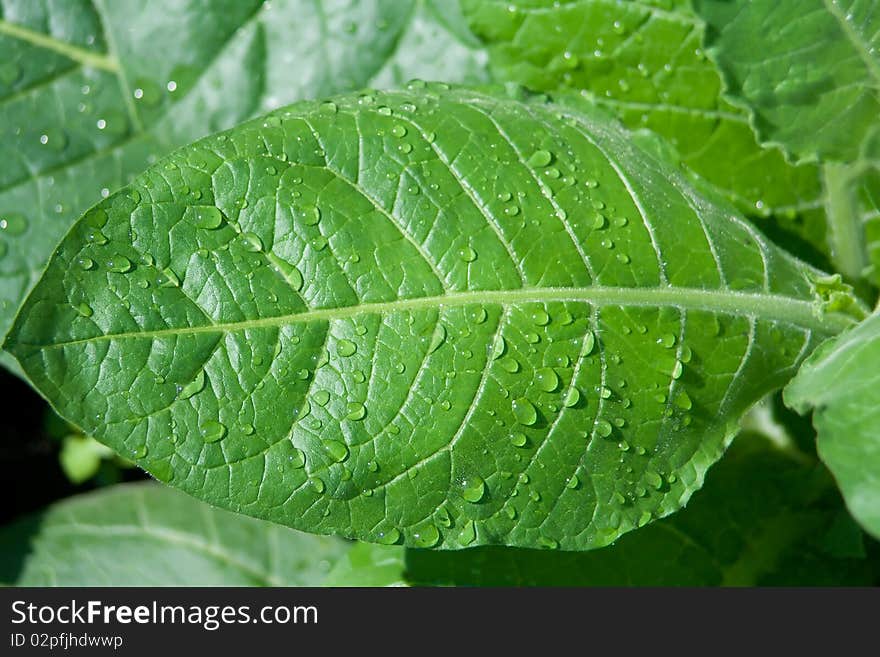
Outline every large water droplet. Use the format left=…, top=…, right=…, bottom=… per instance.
left=106, top=255, right=133, bottom=273
left=336, top=339, right=357, bottom=357
left=462, top=475, right=486, bottom=503
left=512, top=397, right=538, bottom=426
left=535, top=367, right=559, bottom=392
left=413, top=523, right=440, bottom=548
left=187, top=205, right=223, bottom=229
left=528, top=149, right=553, bottom=167
left=0, top=213, right=28, bottom=236
left=345, top=401, right=366, bottom=421
left=323, top=439, right=349, bottom=463
left=200, top=420, right=227, bottom=443
left=177, top=371, right=205, bottom=400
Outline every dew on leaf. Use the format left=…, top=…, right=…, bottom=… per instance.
left=200, top=420, right=227, bottom=443
left=241, top=232, right=263, bottom=252
left=528, top=149, right=553, bottom=167
left=512, top=397, right=538, bottom=426
left=336, top=339, right=357, bottom=357
left=596, top=419, right=613, bottom=437
left=427, top=323, right=446, bottom=353
left=536, top=367, right=560, bottom=392
left=75, top=302, right=93, bottom=318
left=187, top=206, right=224, bottom=229
left=177, top=370, right=205, bottom=400
left=106, top=255, right=133, bottom=273
left=323, top=439, right=349, bottom=463
left=313, top=390, right=330, bottom=406
left=510, top=432, right=528, bottom=447
left=0, top=213, right=28, bottom=236
left=562, top=386, right=581, bottom=407
left=413, top=524, right=441, bottom=548
left=345, top=401, right=366, bottom=421
left=462, top=475, right=486, bottom=503
left=376, top=528, right=400, bottom=545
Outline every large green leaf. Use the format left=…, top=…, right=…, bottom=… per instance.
left=785, top=311, right=880, bottom=540
left=0, top=482, right=347, bottom=586
left=401, top=435, right=879, bottom=585
left=4, top=85, right=863, bottom=550
left=0, top=0, right=488, bottom=374
left=696, top=0, right=880, bottom=163
left=459, top=0, right=829, bottom=263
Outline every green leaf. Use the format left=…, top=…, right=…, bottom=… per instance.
left=0, top=482, right=348, bottom=586
left=0, top=0, right=488, bottom=375
left=695, top=0, right=880, bottom=163
left=459, top=0, right=830, bottom=262
left=401, top=435, right=879, bottom=585
left=785, top=311, right=880, bottom=540
left=4, top=85, right=863, bottom=550
left=324, top=542, right=408, bottom=587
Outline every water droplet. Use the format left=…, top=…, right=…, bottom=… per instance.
left=391, top=124, right=407, bottom=138
left=75, top=302, right=93, bottom=317
left=490, top=335, right=506, bottom=360
left=345, top=401, right=366, bottom=421
left=241, top=232, right=263, bottom=252
left=528, top=149, right=553, bottom=167
left=462, top=475, right=486, bottom=503
left=658, top=333, right=676, bottom=348
left=427, top=324, right=446, bottom=353
left=0, top=213, right=28, bottom=236
left=566, top=474, right=579, bottom=489
left=562, top=386, right=580, bottom=407
left=638, top=510, right=652, bottom=527
left=323, top=439, right=349, bottom=463
left=536, top=367, right=559, bottom=392
left=133, top=444, right=148, bottom=459
left=413, top=524, right=441, bottom=548
left=525, top=332, right=540, bottom=344
left=200, top=420, right=227, bottom=443
left=459, top=245, right=477, bottom=262
left=309, top=476, right=325, bottom=493
left=177, top=371, right=205, bottom=400
left=377, top=528, right=400, bottom=545
left=596, top=419, right=612, bottom=437
left=510, top=432, right=528, bottom=447
left=296, top=204, right=321, bottom=226
left=512, top=397, right=538, bottom=426
left=531, top=309, right=550, bottom=326
left=645, top=471, right=663, bottom=489
left=337, top=339, right=357, bottom=357
left=106, top=255, right=133, bottom=273
left=77, top=257, right=95, bottom=270
left=313, top=390, right=330, bottom=406
left=671, top=360, right=683, bottom=379
left=537, top=536, right=559, bottom=550
left=187, top=205, right=223, bottom=229
left=158, top=267, right=180, bottom=288
left=500, top=357, right=520, bottom=373
left=675, top=391, right=692, bottom=410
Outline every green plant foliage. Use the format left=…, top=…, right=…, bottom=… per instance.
left=5, top=85, right=863, bottom=550
left=0, top=0, right=488, bottom=374
left=696, top=0, right=880, bottom=163
left=0, top=482, right=348, bottom=586
left=786, top=311, right=880, bottom=540
left=459, top=0, right=829, bottom=262
left=332, top=436, right=879, bottom=586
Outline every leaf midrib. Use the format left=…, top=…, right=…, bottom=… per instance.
left=14, top=285, right=853, bottom=351
left=0, top=18, right=117, bottom=71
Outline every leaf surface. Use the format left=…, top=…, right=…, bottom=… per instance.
left=785, top=311, right=880, bottom=539
left=695, top=0, right=880, bottom=163
left=459, top=0, right=830, bottom=261
left=0, top=0, right=488, bottom=374
left=0, top=482, right=347, bottom=586
left=401, top=436, right=879, bottom=585
left=4, top=86, right=861, bottom=550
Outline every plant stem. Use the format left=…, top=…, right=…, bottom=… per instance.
left=824, top=162, right=868, bottom=282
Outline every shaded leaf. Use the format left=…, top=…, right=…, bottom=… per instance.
left=696, top=0, right=880, bottom=163
left=0, top=482, right=347, bottom=586
left=785, top=311, right=880, bottom=540
left=4, top=85, right=862, bottom=550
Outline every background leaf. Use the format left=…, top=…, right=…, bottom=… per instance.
left=0, top=0, right=488, bottom=375
left=0, top=482, right=348, bottom=586
left=695, top=0, right=880, bottom=163
left=5, top=86, right=861, bottom=550
left=785, top=311, right=880, bottom=540
left=402, top=435, right=879, bottom=585
left=459, top=0, right=831, bottom=267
